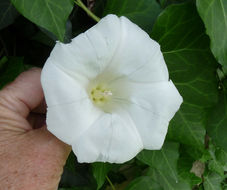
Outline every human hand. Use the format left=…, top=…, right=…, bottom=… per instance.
left=0, top=68, right=71, bottom=190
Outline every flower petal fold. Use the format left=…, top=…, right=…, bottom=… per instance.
left=106, top=16, right=169, bottom=83
left=114, top=80, right=183, bottom=149
left=45, top=15, right=121, bottom=80
left=46, top=99, right=102, bottom=144
left=72, top=110, right=143, bottom=163
left=41, top=61, right=88, bottom=106
left=42, top=62, right=102, bottom=144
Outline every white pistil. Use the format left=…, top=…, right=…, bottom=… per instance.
left=103, top=90, right=112, bottom=97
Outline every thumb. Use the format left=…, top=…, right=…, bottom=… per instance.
left=0, top=68, right=44, bottom=118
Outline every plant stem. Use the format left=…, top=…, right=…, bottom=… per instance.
left=106, top=175, right=116, bottom=190
left=75, top=0, right=100, bottom=22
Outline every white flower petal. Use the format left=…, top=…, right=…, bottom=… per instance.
left=41, top=14, right=183, bottom=163
left=42, top=62, right=103, bottom=145
left=106, top=16, right=169, bottom=83
left=84, top=15, right=121, bottom=68
left=46, top=15, right=121, bottom=80
left=72, top=110, right=143, bottom=163
left=47, top=99, right=102, bottom=145
left=113, top=81, right=183, bottom=149
left=41, top=61, right=88, bottom=106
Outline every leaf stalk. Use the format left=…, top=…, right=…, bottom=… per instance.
left=105, top=175, right=116, bottom=190
left=75, top=0, right=100, bottom=22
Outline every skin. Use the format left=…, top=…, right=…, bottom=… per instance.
left=0, top=68, right=71, bottom=190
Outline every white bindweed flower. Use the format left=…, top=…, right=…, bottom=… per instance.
left=41, top=15, right=183, bottom=163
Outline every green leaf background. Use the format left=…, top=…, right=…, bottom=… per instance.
left=151, top=2, right=218, bottom=151
left=137, top=142, right=180, bottom=183
left=0, top=0, right=19, bottom=30
left=97, top=0, right=161, bottom=33
left=207, top=92, right=227, bottom=152
left=10, top=0, right=74, bottom=42
left=196, top=0, right=227, bottom=67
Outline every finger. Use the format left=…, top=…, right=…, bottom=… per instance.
left=0, top=68, right=44, bottom=118
left=32, top=99, right=47, bottom=114
left=27, top=113, right=46, bottom=129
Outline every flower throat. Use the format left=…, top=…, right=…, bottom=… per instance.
left=90, top=85, right=112, bottom=104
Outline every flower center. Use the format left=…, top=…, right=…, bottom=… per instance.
left=90, top=85, right=112, bottom=104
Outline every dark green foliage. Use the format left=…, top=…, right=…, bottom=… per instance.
left=11, top=0, right=74, bottom=42
left=0, top=56, right=24, bottom=89
left=96, top=0, right=161, bottom=33
left=151, top=2, right=219, bottom=151
left=197, top=0, right=227, bottom=67
left=0, top=0, right=19, bottom=30
left=207, top=92, right=227, bottom=152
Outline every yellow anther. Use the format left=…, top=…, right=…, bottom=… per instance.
left=90, top=85, right=112, bottom=104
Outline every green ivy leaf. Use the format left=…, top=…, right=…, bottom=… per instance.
left=65, top=152, right=76, bottom=174
left=159, top=0, right=189, bottom=9
left=137, top=141, right=179, bottom=182
left=124, top=176, right=163, bottom=190
left=178, top=148, right=202, bottom=188
left=0, top=0, right=19, bottom=30
left=11, top=0, right=74, bottom=42
left=207, top=92, right=227, bottom=152
left=203, top=172, right=223, bottom=190
left=151, top=2, right=218, bottom=150
left=215, top=147, right=227, bottom=171
left=147, top=168, right=191, bottom=190
left=184, top=145, right=204, bottom=161
left=196, top=0, right=227, bottom=66
left=207, top=145, right=225, bottom=177
left=60, top=153, right=93, bottom=188
left=92, top=162, right=112, bottom=190
left=98, top=0, right=161, bottom=33
left=0, top=57, right=24, bottom=89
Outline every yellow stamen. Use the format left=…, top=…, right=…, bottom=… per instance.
left=90, top=86, right=112, bottom=103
